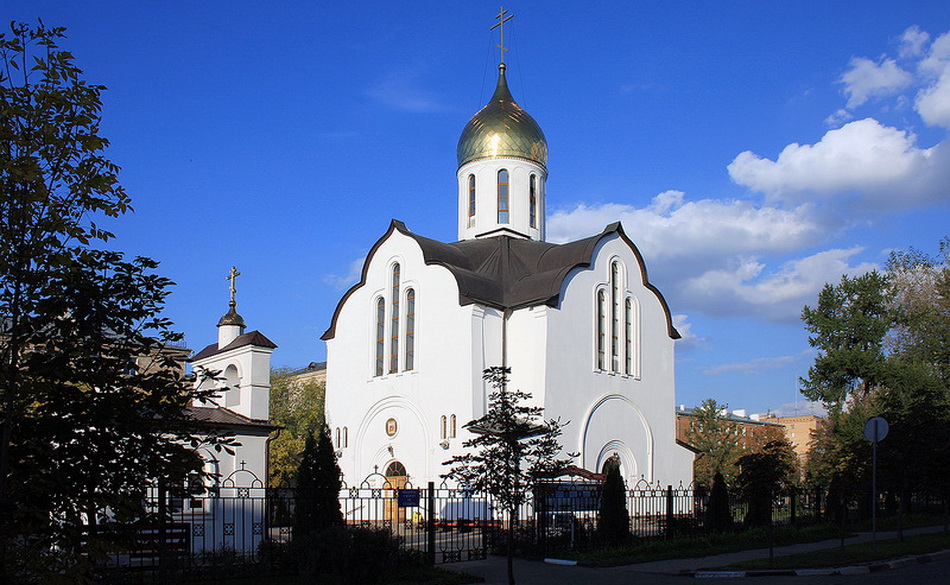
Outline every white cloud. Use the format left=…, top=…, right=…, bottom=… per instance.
left=824, top=108, right=853, bottom=127
left=681, top=248, right=879, bottom=321
left=840, top=57, right=912, bottom=108
left=323, top=256, right=365, bottom=290
left=918, top=31, right=950, bottom=77
left=728, top=118, right=949, bottom=210
left=548, top=191, right=824, bottom=261
left=367, top=68, right=450, bottom=113
left=700, top=352, right=807, bottom=376
left=899, top=26, right=930, bottom=59
left=672, top=314, right=704, bottom=350
left=916, top=69, right=950, bottom=128
left=771, top=399, right=826, bottom=418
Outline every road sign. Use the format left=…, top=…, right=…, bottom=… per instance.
left=863, top=416, right=889, bottom=443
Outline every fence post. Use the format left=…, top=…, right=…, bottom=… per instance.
left=789, top=486, right=797, bottom=526
left=157, top=482, right=168, bottom=585
left=665, top=485, right=674, bottom=539
left=427, top=481, right=435, bottom=566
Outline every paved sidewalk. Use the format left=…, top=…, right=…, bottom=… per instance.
left=452, top=525, right=948, bottom=584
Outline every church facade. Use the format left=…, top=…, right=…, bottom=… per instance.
left=323, top=61, right=693, bottom=489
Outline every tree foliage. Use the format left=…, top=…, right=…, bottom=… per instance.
left=686, top=398, right=743, bottom=487
left=269, top=367, right=325, bottom=488
left=0, top=22, right=222, bottom=582
left=293, top=423, right=343, bottom=542
left=800, top=271, right=892, bottom=410
left=736, top=438, right=796, bottom=527
left=597, top=456, right=630, bottom=544
left=443, top=367, right=571, bottom=585
left=800, top=242, right=950, bottom=512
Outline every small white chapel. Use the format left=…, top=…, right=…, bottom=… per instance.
left=323, top=15, right=693, bottom=490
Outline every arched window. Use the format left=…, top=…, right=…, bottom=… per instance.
left=611, top=262, right=620, bottom=372
left=450, top=414, right=457, bottom=438
left=335, top=427, right=341, bottom=448
left=468, top=174, right=476, bottom=217
left=390, top=264, right=400, bottom=373
left=343, top=427, right=348, bottom=448
left=375, top=297, right=385, bottom=376
left=596, top=290, right=606, bottom=370
left=529, top=175, right=537, bottom=228
left=625, top=298, right=633, bottom=375
left=497, top=169, right=509, bottom=223
left=440, top=415, right=447, bottom=439
left=405, top=289, right=415, bottom=371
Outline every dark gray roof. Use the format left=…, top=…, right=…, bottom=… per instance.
left=322, top=220, right=680, bottom=341
left=188, top=406, right=278, bottom=433
left=191, top=330, right=277, bottom=362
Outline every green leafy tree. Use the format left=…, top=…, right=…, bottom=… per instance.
left=0, top=22, right=223, bottom=583
left=443, top=367, right=571, bottom=585
left=293, top=423, right=343, bottom=543
left=735, top=438, right=796, bottom=527
left=686, top=398, right=743, bottom=487
left=800, top=271, right=892, bottom=411
left=597, top=456, right=630, bottom=544
left=269, top=367, right=325, bottom=488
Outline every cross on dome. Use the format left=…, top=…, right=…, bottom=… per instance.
left=491, top=7, right=514, bottom=65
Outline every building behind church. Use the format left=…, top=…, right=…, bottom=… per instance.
left=323, top=50, right=694, bottom=490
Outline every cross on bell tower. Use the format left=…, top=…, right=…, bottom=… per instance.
left=491, top=7, right=514, bottom=65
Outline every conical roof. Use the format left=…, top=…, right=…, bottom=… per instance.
left=457, top=64, right=547, bottom=169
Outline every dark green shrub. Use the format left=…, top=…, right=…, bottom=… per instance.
left=706, top=471, right=732, bottom=532
left=298, top=525, right=417, bottom=585
left=598, top=460, right=630, bottom=544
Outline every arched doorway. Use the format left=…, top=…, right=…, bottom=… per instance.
left=384, top=461, right=408, bottom=522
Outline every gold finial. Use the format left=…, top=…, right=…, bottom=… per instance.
left=491, top=6, right=514, bottom=65
left=226, top=266, right=241, bottom=307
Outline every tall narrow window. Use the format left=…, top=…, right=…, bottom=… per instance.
left=450, top=415, right=457, bottom=438
left=468, top=175, right=476, bottom=217
left=375, top=298, right=385, bottom=376
left=497, top=169, right=509, bottom=223
left=390, top=264, right=400, bottom=373
left=529, top=175, right=537, bottom=228
left=596, top=290, right=606, bottom=370
left=441, top=415, right=447, bottom=439
left=625, top=298, right=633, bottom=375
left=611, top=263, right=620, bottom=372
left=405, top=289, right=415, bottom=371
left=335, top=428, right=341, bottom=448
left=343, top=427, right=348, bottom=448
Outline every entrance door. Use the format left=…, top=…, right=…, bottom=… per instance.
left=384, top=461, right=408, bottom=522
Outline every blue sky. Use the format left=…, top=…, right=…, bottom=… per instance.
left=9, top=1, right=950, bottom=416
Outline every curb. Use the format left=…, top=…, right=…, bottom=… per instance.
left=686, top=548, right=950, bottom=578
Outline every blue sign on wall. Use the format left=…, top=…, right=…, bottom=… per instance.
left=397, top=489, right=421, bottom=508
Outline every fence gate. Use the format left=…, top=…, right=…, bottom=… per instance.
left=339, top=476, right=490, bottom=564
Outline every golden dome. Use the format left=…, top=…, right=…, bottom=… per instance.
left=457, top=64, right=547, bottom=169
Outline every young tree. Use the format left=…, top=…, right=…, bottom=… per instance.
left=293, top=423, right=343, bottom=542
left=686, top=398, right=743, bottom=487
left=269, top=367, right=325, bottom=488
left=0, top=22, right=223, bottom=582
left=705, top=470, right=732, bottom=533
left=443, top=367, right=571, bottom=585
left=597, top=457, right=630, bottom=544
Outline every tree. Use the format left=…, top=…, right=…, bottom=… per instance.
left=443, top=367, right=571, bottom=585
left=1, top=22, right=222, bottom=582
left=597, top=456, right=630, bottom=544
left=686, top=398, right=743, bottom=487
left=800, top=271, right=892, bottom=411
left=269, top=367, right=325, bottom=488
left=735, top=438, right=796, bottom=527
left=705, top=470, right=732, bottom=532
left=293, top=423, right=343, bottom=543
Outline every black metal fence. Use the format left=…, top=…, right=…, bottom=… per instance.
left=98, top=477, right=948, bottom=581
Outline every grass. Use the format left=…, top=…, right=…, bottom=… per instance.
left=727, top=531, right=950, bottom=570
left=556, top=523, right=847, bottom=566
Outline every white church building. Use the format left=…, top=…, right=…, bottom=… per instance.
left=322, top=56, right=693, bottom=490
